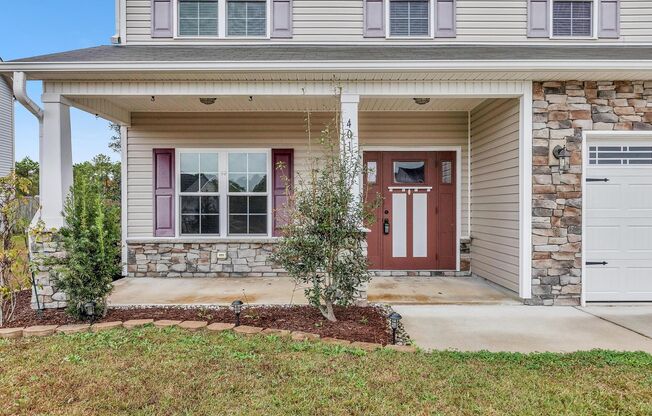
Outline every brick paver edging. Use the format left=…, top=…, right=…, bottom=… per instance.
left=0, top=321, right=417, bottom=353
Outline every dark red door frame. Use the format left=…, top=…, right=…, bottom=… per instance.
left=364, top=151, right=457, bottom=271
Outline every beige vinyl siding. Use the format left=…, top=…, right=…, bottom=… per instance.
left=360, top=111, right=470, bottom=237
left=127, top=111, right=470, bottom=238
left=0, top=77, right=14, bottom=177
left=126, top=0, right=652, bottom=44
left=469, top=98, right=520, bottom=292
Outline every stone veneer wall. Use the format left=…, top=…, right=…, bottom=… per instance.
left=531, top=81, right=652, bottom=305
left=127, top=240, right=287, bottom=278
left=127, top=239, right=471, bottom=279
left=29, top=231, right=68, bottom=309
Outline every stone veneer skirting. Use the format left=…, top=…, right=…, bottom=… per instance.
left=126, top=238, right=471, bottom=279
left=126, top=239, right=287, bottom=278
left=530, top=80, right=652, bottom=306
left=29, top=231, right=68, bottom=310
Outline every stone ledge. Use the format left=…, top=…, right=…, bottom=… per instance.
left=1, top=320, right=415, bottom=352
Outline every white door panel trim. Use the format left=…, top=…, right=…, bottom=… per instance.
left=582, top=131, right=652, bottom=305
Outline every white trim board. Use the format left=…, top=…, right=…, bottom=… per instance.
left=519, top=84, right=533, bottom=300
left=361, top=145, right=463, bottom=271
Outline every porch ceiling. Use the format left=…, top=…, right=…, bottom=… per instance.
left=68, top=95, right=486, bottom=114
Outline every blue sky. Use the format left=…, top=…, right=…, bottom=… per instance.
left=1, top=0, right=118, bottom=162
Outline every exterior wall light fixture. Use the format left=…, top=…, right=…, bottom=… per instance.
left=553, top=145, right=571, bottom=173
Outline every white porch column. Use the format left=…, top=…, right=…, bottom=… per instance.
left=40, top=96, right=73, bottom=229
left=340, top=93, right=361, bottom=201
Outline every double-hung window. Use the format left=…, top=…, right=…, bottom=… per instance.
left=552, top=0, right=593, bottom=37
left=178, top=150, right=269, bottom=237
left=178, top=0, right=219, bottom=37
left=227, top=0, right=267, bottom=36
left=389, top=0, right=430, bottom=37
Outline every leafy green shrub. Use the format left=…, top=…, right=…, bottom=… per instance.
left=272, top=115, right=379, bottom=322
left=57, top=173, right=121, bottom=318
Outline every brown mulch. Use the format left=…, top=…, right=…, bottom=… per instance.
left=3, top=291, right=391, bottom=344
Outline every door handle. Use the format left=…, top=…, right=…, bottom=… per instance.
left=383, top=218, right=390, bottom=235
left=586, top=261, right=608, bottom=266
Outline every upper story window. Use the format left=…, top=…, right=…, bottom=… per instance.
left=552, top=0, right=593, bottom=37
left=179, top=0, right=219, bottom=37
left=176, top=0, right=267, bottom=38
left=228, top=0, right=267, bottom=37
left=390, top=0, right=430, bottom=37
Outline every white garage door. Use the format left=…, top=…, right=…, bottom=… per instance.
left=586, top=141, right=652, bottom=301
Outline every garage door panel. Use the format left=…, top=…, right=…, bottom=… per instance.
left=586, top=143, right=652, bottom=302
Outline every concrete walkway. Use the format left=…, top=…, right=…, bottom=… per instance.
left=394, top=305, right=652, bottom=353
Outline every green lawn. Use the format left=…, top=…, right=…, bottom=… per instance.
left=1, top=327, right=651, bottom=416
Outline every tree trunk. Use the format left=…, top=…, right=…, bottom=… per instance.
left=319, top=300, right=337, bottom=322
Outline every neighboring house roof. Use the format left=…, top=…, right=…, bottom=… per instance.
left=7, top=45, right=652, bottom=63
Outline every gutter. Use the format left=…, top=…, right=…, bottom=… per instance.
left=13, top=71, right=43, bottom=120
left=3, top=59, right=652, bottom=74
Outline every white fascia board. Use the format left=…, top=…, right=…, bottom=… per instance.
left=2, top=59, right=652, bottom=74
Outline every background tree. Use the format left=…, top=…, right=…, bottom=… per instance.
left=74, top=154, right=121, bottom=203
left=108, top=122, right=121, bottom=153
left=272, top=116, right=379, bottom=322
left=0, top=173, right=31, bottom=326
left=14, top=157, right=39, bottom=196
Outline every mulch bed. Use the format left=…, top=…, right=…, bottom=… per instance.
left=3, top=291, right=392, bottom=344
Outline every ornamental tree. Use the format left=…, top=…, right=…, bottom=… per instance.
left=272, top=115, right=379, bottom=322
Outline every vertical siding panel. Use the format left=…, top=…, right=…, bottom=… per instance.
left=0, top=76, right=14, bottom=177
left=470, top=98, right=520, bottom=293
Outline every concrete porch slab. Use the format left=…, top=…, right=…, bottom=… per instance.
left=368, top=276, right=520, bottom=305
left=394, top=305, right=652, bottom=353
left=109, top=277, right=308, bottom=306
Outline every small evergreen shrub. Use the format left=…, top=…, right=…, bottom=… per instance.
left=57, top=174, right=120, bottom=318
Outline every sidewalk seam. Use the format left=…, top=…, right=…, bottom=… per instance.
left=574, top=307, right=652, bottom=341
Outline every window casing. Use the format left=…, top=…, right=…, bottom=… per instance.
left=176, top=0, right=268, bottom=38
left=389, top=0, right=430, bottom=37
left=552, top=0, right=594, bottom=37
left=177, top=150, right=270, bottom=237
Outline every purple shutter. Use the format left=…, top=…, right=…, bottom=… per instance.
left=435, top=0, right=456, bottom=38
left=271, top=0, right=293, bottom=38
left=527, top=0, right=549, bottom=38
left=364, top=0, right=385, bottom=38
left=153, top=149, right=175, bottom=237
left=599, top=0, right=620, bottom=38
left=272, top=149, right=293, bottom=237
left=151, top=0, right=173, bottom=38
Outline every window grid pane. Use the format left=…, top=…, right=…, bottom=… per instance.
left=390, top=0, right=429, bottom=37
left=553, top=1, right=592, bottom=37
left=228, top=1, right=267, bottom=36
left=179, top=152, right=220, bottom=236
left=179, top=0, right=218, bottom=37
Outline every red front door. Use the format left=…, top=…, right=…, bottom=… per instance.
left=364, top=151, right=456, bottom=270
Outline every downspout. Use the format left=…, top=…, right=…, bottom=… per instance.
left=13, top=71, right=45, bottom=315
left=13, top=71, right=43, bottom=120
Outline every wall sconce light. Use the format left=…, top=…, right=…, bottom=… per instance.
left=552, top=145, right=571, bottom=173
